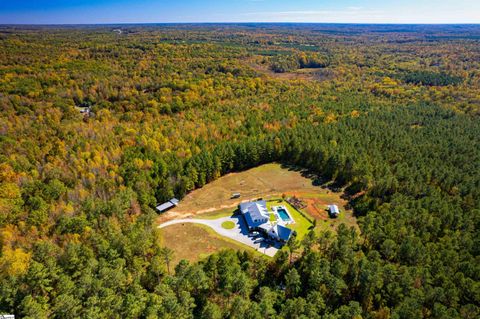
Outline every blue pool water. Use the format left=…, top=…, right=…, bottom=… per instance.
left=277, top=208, right=291, bottom=222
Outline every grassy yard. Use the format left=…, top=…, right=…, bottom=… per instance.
left=162, top=163, right=326, bottom=221
left=192, top=207, right=236, bottom=220
left=266, top=199, right=314, bottom=240
left=221, top=221, right=235, bottom=229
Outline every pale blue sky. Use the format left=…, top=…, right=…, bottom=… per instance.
left=0, top=0, right=479, bottom=24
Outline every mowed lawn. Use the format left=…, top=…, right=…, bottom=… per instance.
left=266, top=199, right=314, bottom=240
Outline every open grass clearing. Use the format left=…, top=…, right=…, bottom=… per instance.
left=159, top=163, right=357, bottom=233
left=160, top=163, right=338, bottom=221
left=159, top=223, right=260, bottom=265
left=191, top=207, right=236, bottom=220
left=157, top=163, right=357, bottom=260
left=245, top=56, right=334, bottom=82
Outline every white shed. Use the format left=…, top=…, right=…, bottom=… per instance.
left=328, top=204, right=340, bottom=217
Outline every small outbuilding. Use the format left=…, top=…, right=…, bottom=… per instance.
left=156, top=198, right=179, bottom=213
left=78, top=106, right=91, bottom=114
left=328, top=204, right=340, bottom=218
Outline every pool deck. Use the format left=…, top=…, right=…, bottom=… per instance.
left=272, top=205, right=295, bottom=224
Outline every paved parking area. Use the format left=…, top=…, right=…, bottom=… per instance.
left=159, top=215, right=281, bottom=257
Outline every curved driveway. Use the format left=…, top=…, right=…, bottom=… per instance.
left=159, top=215, right=280, bottom=257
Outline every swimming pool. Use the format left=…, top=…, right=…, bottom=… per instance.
left=277, top=208, right=291, bottom=222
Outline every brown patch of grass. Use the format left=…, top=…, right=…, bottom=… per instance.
left=160, top=163, right=357, bottom=230
left=245, top=56, right=336, bottom=82
left=159, top=223, right=255, bottom=265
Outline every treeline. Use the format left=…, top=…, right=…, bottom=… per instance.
left=112, top=103, right=479, bottom=317
left=400, top=71, right=463, bottom=86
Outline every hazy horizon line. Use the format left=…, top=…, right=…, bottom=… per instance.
left=1, top=22, right=480, bottom=26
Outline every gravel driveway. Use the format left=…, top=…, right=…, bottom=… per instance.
left=159, top=215, right=281, bottom=257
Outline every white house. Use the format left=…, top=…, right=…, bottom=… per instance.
left=259, top=223, right=293, bottom=242
left=239, top=200, right=269, bottom=229
left=239, top=200, right=293, bottom=242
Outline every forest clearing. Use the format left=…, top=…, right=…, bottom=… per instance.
left=159, top=163, right=350, bottom=220
left=158, top=163, right=356, bottom=261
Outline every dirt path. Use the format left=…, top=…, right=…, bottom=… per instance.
left=158, top=193, right=282, bottom=223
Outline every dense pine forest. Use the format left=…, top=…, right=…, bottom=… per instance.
left=0, top=24, right=479, bottom=318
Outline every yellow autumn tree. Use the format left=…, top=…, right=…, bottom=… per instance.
left=0, top=246, right=31, bottom=276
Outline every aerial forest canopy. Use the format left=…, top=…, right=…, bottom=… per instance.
left=0, top=24, right=479, bottom=318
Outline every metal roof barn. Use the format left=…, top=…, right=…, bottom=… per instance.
left=156, top=198, right=179, bottom=213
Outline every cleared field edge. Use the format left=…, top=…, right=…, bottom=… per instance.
left=161, top=163, right=325, bottom=219
left=159, top=222, right=266, bottom=261
left=157, top=163, right=357, bottom=261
